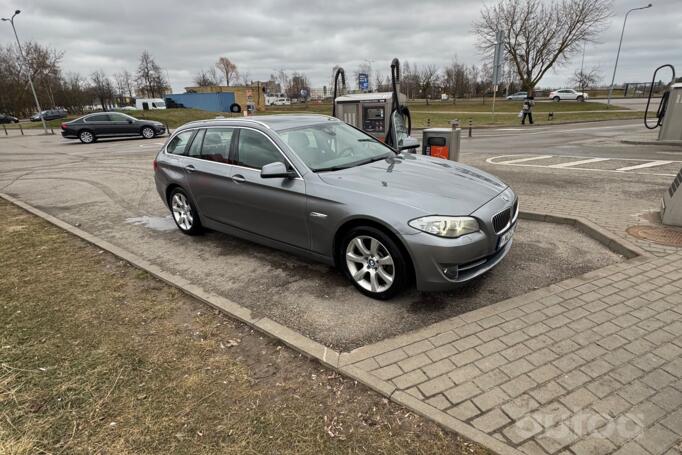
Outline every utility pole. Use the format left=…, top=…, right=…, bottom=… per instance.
left=2, top=9, right=48, bottom=134
left=607, top=3, right=652, bottom=106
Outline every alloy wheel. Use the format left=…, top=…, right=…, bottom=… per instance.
left=80, top=131, right=93, bottom=143
left=171, top=192, right=194, bottom=231
left=142, top=127, right=155, bottom=139
left=345, top=235, right=395, bottom=293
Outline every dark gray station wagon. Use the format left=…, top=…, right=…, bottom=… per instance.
left=153, top=115, right=517, bottom=299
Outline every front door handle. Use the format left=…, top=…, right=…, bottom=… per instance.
left=185, top=164, right=196, bottom=173
left=232, top=174, right=246, bottom=183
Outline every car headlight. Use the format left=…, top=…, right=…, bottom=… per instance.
left=408, top=216, right=479, bottom=238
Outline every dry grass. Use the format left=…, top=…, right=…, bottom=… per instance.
left=0, top=199, right=489, bottom=454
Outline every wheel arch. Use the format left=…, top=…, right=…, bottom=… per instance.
left=332, top=217, right=415, bottom=283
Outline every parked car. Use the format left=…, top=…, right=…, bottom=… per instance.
left=60, top=112, right=166, bottom=143
left=272, top=97, right=291, bottom=106
left=153, top=115, right=518, bottom=299
left=549, top=89, right=588, bottom=102
left=30, top=108, right=68, bottom=122
left=0, top=113, right=19, bottom=123
left=506, top=91, right=527, bottom=101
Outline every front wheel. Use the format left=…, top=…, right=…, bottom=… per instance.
left=141, top=126, right=155, bottom=139
left=169, top=188, right=202, bottom=235
left=340, top=226, right=408, bottom=299
left=577, top=96, right=585, bottom=102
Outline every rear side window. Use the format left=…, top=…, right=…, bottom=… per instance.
left=236, top=129, right=284, bottom=170
left=201, top=128, right=234, bottom=163
left=86, top=114, right=110, bottom=122
left=167, top=130, right=195, bottom=155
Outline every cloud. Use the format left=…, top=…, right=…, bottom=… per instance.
left=1, top=0, right=680, bottom=91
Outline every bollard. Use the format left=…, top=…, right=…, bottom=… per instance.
left=548, top=112, right=554, bottom=121
left=450, top=119, right=461, bottom=162
left=165, top=123, right=170, bottom=135
left=468, top=118, right=472, bottom=138
left=50, top=127, right=54, bottom=135
left=427, top=118, right=431, bottom=128
left=19, top=124, right=23, bottom=136
left=2, top=124, right=6, bottom=135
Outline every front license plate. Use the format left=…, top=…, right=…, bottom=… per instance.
left=498, top=224, right=515, bottom=249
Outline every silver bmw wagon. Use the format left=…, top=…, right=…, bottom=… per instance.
left=153, top=115, right=518, bottom=299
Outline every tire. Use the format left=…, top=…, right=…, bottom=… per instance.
left=577, top=95, right=585, bottom=102
left=229, top=103, right=242, bottom=113
left=339, top=226, right=408, bottom=300
left=141, top=126, right=155, bottom=139
left=78, top=130, right=96, bottom=144
left=169, top=188, right=202, bottom=235
left=553, top=96, right=560, bottom=102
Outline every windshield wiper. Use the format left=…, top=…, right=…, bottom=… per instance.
left=313, top=155, right=390, bottom=173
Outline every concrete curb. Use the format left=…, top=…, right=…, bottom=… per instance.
left=0, top=193, right=656, bottom=455
left=519, top=210, right=649, bottom=259
left=621, top=139, right=682, bottom=147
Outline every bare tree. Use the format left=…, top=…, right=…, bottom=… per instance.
left=215, top=57, right=238, bottom=86
left=194, top=69, right=215, bottom=87
left=570, top=67, right=601, bottom=92
left=473, top=0, right=612, bottom=93
left=418, top=64, right=440, bottom=101
left=91, top=70, right=114, bottom=110
left=239, top=70, right=251, bottom=86
left=114, top=70, right=134, bottom=99
left=135, top=50, right=168, bottom=98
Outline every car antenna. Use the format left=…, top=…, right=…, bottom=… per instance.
left=332, top=67, right=346, bottom=118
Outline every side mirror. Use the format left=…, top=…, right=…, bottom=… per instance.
left=128, top=119, right=133, bottom=124
left=398, top=135, right=419, bottom=151
left=261, top=161, right=296, bottom=179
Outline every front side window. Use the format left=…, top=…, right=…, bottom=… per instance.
left=236, top=129, right=284, bottom=170
left=109, top=113, right=132, bottom=122
left=201, top=128, right=234, bottom=163
left=167, top=130, right=194, bottom=155
left=280, top=121, right=393, bottom=172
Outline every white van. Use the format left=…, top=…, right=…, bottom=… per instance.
left=135, top=98, right=167, bottom=110
left=273, top=97, right=291, bottom=106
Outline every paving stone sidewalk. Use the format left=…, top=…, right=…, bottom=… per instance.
left=341, top=252, right=682, bottom=455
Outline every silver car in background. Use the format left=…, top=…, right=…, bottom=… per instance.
left=153, top=115, right=518, bottom=299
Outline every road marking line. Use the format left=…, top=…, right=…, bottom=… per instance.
left=548, top=158, right=610, bottom=168
left=616, top=160, right=673, bottom=171
left=496, top=155, right=554, bottom=164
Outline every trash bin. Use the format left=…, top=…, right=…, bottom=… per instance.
left=422, top=121, right=461, bottom=161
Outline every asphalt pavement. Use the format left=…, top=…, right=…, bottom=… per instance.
left=0, top=119, right=675, bottom=350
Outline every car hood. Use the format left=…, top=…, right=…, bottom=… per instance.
left=317, top=154, right=507, bottom=215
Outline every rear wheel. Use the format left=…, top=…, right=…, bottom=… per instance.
left=340, top=226, right=408, bottom=299
left=553, top=96, right=560, bottom=102
left=141, top=126, right=155, bottom=139
left=78, top=130, right=96, bottom=144
left=169, top=188, right=202, bottom=235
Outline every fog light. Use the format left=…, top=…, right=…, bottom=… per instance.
left=442, top=265, right=458, bottom=279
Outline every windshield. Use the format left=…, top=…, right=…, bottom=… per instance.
left=280, top=122, right=394, bottom=172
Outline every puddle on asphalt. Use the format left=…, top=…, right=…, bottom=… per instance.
left=125, top=215, right=176, bottom=231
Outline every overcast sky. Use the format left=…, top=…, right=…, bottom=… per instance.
left=1, top=0, right=680, bottom=93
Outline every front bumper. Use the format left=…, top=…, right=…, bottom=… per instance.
left=405, top=189, right=518, bottom=292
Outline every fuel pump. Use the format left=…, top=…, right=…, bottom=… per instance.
left=332, top=58, right=417, bottom=150
left=644, top=64, right=676, bottom=132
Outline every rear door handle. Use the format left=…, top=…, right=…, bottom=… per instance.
left=232, top=174, right=246, bottom=183
left=185, top=164, right=195, bottom=173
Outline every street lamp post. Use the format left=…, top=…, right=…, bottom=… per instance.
left=2, top=9, right=48, bottom=134
left=607, top=3, right=652, bottom=106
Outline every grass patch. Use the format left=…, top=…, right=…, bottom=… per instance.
left=0, top=199, right=489, bottom=454
left=14, top=98, right=638, bottom=132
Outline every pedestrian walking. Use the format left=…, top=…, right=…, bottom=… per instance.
left=521, top=95, right=535, bottom=125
